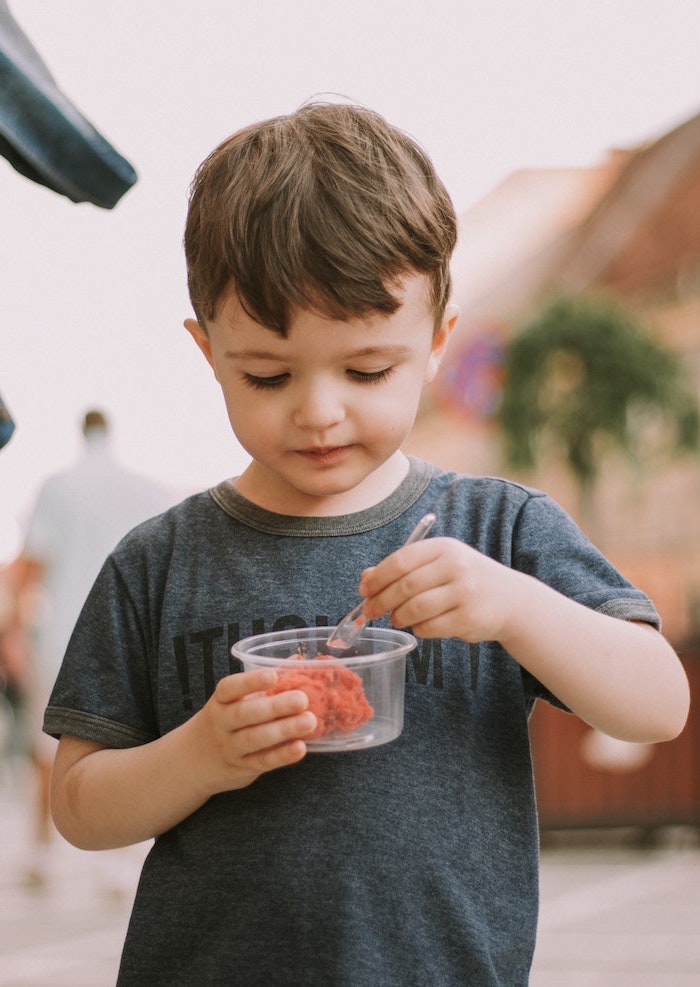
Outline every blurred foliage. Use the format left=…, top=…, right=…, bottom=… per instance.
left=498, top=295, right=700, bottom=494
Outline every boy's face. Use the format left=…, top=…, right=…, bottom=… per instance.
left=186, top=274, right=457, bottom=515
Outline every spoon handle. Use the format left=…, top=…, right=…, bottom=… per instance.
left=326, top=512, right=437, bottom=649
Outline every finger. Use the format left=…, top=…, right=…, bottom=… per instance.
left=228, top=689, right=311, bottom=731
left=215, top=668, right=278, bottom=703
left=360, top=540, right=440, bottom=598
left=244, top=737, right=310, bottom=774
left=359, top=564, right=376, bottom=587
left=364, top=558, right=444, bottom=621
left=386, top=584, right=449, bottom=630
left=234, top=709, right=318, bottom=759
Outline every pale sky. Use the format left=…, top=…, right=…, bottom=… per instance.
left=3, top=0, right=700, bottom=560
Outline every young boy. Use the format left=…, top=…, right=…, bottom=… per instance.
left=46, top=102, right=689, bottom=986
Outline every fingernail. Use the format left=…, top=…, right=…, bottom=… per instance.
left=301, top=712, right=317, bottom=733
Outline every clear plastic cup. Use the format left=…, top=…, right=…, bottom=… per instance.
left=232, top=626, right=416, bottom=752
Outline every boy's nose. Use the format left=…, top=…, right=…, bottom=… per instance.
left=292, top=382, right=345, bottom=431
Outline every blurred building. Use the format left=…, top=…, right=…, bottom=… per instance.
left=407, top=108, right=700, bottom=832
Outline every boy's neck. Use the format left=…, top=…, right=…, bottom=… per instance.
left=233, top=451, right=410, bottom=517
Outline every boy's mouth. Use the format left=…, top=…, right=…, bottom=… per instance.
left=297, top=445, right=351, bottom=466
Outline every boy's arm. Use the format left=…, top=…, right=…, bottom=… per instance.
left=50, top=669, right=317, bottom=850
left=489, top=565, right=688, bottom=742
left=359, top=538, right=690, bottom=743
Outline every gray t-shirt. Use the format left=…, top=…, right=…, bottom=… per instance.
left=45, top=459, right=659, bottom=986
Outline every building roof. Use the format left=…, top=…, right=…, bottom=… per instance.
left=450, top=108, right=700, bottom=329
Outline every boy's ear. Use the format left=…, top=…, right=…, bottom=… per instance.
left=424, top=304, right=459, bottom=383
left=184, top=318, right=218, bottom=379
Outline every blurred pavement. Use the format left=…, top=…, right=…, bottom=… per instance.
left=1, top=760, right=698, bottom=986
left=0, top=763, right=146, bottom=987
left=532, top=829, right=700, bottom=986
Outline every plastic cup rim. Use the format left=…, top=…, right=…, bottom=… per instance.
left=231, top=626, right=416, bottom=667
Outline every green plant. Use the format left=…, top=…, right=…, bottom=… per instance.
left=498, top=295, right=699, bottom=501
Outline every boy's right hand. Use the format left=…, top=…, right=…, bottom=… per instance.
left=50, top=670, right=317, bottom=851
left=187, top=669, right=317, bottom=796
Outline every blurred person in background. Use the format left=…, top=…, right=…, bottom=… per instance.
left=0, top=559, right=32, bottom=780
left=15, top=409, right=174, bottom=887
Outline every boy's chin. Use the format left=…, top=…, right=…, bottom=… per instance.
left=287, top=457, right=406, bottom=513
left=237, top=450, right=406, bottom=514
left=251, top=468, right=376, bottom=514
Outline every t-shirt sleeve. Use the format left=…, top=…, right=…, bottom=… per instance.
left=43, top=553, right=159, bottom=747
left=512, top=492, right=660, bottom=625
left=511, top=492, right=661, bottom=706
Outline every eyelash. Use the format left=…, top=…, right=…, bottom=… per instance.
left=242, top=367, right=396, bottom=391
left=348, top=367, right=396, bottom=385
left=242, top=374, right=288, bottom=391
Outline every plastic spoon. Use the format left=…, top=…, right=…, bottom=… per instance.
left=326, top=512, right=437, bottom=649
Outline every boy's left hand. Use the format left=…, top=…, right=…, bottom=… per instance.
left=358, top=537, right=512, bottom=644
left=359, top=536, right=690, bottom=746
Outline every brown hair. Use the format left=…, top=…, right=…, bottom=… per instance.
left=184, top=101, right=457, bottom=334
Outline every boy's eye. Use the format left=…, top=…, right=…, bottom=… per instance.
left=348, top=367, right=395, bottom=384
left=242, top=373, right=288, bottom=390
left=241, top=367, right=396, bottom=390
